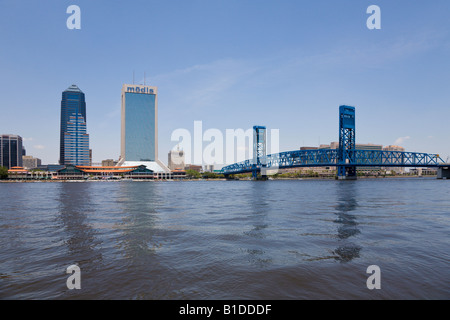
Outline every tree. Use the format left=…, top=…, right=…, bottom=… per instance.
left=185, top=169, right=201, bottom=179
left=0, top=166, right=8, bottom=180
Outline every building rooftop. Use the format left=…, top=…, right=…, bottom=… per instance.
left=64, top=84, right=83, bottom=93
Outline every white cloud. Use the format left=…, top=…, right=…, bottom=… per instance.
left=394, top=136, right=410, bottom=145
left=152, top=58, right=261, bottom=111
left=33, top=144, right=45, bottom=150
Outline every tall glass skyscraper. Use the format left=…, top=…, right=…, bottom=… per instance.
left=59, top=85, right=90, bottom=166
left=0, top=134, right=23, bottom=168
left=120, top=84, right=168, bottom=172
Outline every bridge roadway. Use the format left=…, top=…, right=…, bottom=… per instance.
left=220, top=149, right=445, bottom=176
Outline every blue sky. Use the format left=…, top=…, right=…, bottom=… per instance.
left=1, top=0, right=449, bottom=165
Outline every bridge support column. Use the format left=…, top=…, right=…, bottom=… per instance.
left=253, top=125, right=267, bottom=181
left=337, top=165, right=357, bottom=180
left=437, top=166, right=450, bottom=179
left=337, top=106, right=357, bottom=180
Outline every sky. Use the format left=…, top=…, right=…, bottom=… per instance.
left=1, top=0, right=449, bottom=166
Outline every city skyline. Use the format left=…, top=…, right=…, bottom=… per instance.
left=1, top=1, right=449, bottom=165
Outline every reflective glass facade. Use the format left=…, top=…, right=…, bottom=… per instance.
left=0, top=134, right=23, bottom=168
left=64, top=114, right=90, bottom=165
left=60, top=85, right=90, bottom=165
left=123, top=91, right=156, bottom=161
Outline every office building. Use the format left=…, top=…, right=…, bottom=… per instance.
left=60, top=84, right=90, bottom=166
left=102, top=159, right=118, bottom=167
left=168, top=149, right=185, bottom=170
left=22, top=155, right=42, bottom=169
left=1, top=134, right=23, bottom=169
left=119, top=84, right=169, bottom=172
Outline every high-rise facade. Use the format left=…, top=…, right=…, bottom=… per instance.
left=120, top=84, right=168, bottom=172
left=0, top=134, right=23, bottom=168
left=59, top=85, right=90, bottom=166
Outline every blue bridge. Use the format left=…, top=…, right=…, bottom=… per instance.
left=220, top=106, right=449, bottom=180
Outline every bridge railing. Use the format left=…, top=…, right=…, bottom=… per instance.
left=220, top=149, right=444, bottom=174
left=350, top=150, right=443, bottom=167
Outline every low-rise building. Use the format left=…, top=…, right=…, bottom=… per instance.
left=56, top=164, right=155, bottom=180
left=22, top=156, right=42, bottom=169
left=185, top=164, right=202, bottom=172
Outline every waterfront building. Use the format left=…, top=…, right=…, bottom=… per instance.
left=119, top=84, right=169, bottom=172
left=6, top=166, right=54, bottom=180
left=410, top=167, right=438, bottom=176
left=59, top=84, right=90, bottom=166
left=56, top=164, right=155, bottom=180
left=1, top=134, right=23, bottom=169
left=22, top=155, right=42, bottom=169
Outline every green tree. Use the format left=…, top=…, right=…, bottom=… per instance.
left=0, top=166, right=8, bottom=180
left=185, top=169, right=201, bottom=179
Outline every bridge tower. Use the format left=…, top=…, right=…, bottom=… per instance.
left=253, top=126, right=267, bottom=180
left=338, top=105, right=357, bottom=180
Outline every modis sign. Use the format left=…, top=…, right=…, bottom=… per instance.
left=124, top=85, right=156, bottom=95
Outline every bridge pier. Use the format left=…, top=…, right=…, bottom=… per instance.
left=337, top=166, right=357, bottom=180
left=437, top=166, right=450, bottom=179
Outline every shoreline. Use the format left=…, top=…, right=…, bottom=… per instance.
left=0, top=175, right=438, bottom=183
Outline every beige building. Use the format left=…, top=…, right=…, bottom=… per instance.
left=168, top=149, right=185, bottom=171
left=22, top=155, right=41, bottom=169
left=101, top=159, right=118, bottom=167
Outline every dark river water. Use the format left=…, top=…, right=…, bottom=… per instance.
left=0, top=178, right=449, bottom=299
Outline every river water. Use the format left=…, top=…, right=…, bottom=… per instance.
left=0, top=178, right=449, bottom=299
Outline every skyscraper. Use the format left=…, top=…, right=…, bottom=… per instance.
left=0, top=134, right=23, bottom=168
left=59, top=85, right=90, bottom=166
left=120, top=84, right=168, bottom=172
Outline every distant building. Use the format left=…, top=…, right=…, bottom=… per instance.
left=102, top=159, right=118, bottom=167
left=60, top=85, right=90, bottom=166
left=204, top=164, right=214, bottom=172
left=383, top=145, right=405, bottom=152
left=22, top=155, right=42, bottom=169
left=383, top=145, right=406, bottom=174
left=185, top=164, right=202, bottom=172
left=168, top=149, right=185, bottom=171
left=1, top=134, right=23, bottom=169
left=410, top=168, right=437, bottom=176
